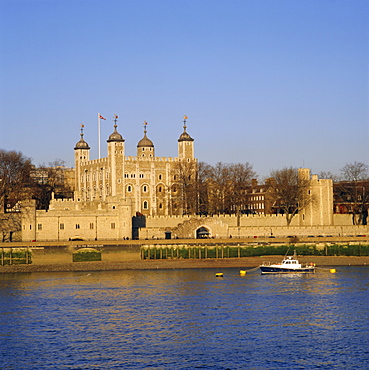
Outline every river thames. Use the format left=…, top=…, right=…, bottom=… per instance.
left=1, top=266, right=368, bottom=369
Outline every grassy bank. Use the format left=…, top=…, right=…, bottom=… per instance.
left=142, top=243, right=369, bottom=259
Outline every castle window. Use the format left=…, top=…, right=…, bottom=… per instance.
left=143, top=185, right=148, bottom=192
left=159, top=203, right=163, bottom=209
left=75, top=224, right=80, bottom=229
left=37, top=224, right=42, bottom=230
left=158, top=186, right=162, bottom=192
left=60, top=223, right=64, bottom=230
left=143, top=201, right=148, bottom=209
left=127, top=185, right=132, bottom=192
left=111, top=223, right=115, bottom=229
left=159, top=174, right=162, bottom=180
left=90, top=223, right=94, bottom=229
left=172, top=185, right=177, bottom=193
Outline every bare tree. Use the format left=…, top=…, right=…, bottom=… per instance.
left=337, top=161, right=369, bottom=225
left=269, top=167, right=312, bottom=226
left=225, top=163, right=256, bottom=214
left=0, top=149, right=33, bottom=241
left=32, top=159, right=73, bottom=210
left=341, top=161, right=369, bottom=182
left=172, top=160, right=198, bottom=215
left=318, top=171, right=339, bottom=182
left=197, top=162, right=256, bottom=215
left=197, top=161, right=213, bottom=215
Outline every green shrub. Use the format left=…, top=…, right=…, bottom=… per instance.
left=72, top=248, right=101, bottom=262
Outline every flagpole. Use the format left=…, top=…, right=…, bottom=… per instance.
left=98, top=112, right=101, bottom=159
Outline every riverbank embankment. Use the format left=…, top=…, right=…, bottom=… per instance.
left=1, top=256, right=369, bottom=274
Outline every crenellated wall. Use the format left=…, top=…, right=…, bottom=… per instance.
left=22, top=198, right=132, bottom=242
left=143, top=213, right=368, bottom=240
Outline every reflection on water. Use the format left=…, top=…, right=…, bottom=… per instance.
left=1, top=267, right=368, bottom=369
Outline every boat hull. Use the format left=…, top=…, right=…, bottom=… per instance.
left=260, top=266, right=315, bottom=274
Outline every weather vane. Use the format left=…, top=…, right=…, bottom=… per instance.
left=113, top=114, right=118, bottom=128
left=183, top=115, right=188, bottom=130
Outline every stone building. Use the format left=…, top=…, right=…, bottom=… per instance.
left=73, top=116, right=196, bottom=216
left=20, top=114, right=363, bottom=242
left=21, top=116, right=197, bottom=241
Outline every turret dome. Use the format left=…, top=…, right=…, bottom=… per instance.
left=107, top=124, right=124, bottom=142
left=137, top=121, right=155, bottom=157
left=178, top=130, right=194, bottom=142
left=178, top=116, right=194, bottom=142
left=137, top=125, right=154, bottom=148
left=74, top=126, right=90, bottom=149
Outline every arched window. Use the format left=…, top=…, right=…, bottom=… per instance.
left=127, top=185, right=132, bottom=192
left=143, top=201, right=148, bottom=209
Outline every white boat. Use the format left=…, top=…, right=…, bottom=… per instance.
left=260, top=251, right=315, bottom=274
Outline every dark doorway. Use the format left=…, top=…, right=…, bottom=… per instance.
left=196, top=227, right=210, bottom=239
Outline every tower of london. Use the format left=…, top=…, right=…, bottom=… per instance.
left=73, top=116, right=196, bottom=216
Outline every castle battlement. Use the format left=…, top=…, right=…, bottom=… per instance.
left=125, top=156, right=180, bottom=162
left=88, top=157, right=108, bottom=165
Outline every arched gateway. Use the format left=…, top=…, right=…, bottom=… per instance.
left=196, top=227, right=210, bottom=239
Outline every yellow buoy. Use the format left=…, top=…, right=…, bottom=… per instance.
left=239, top=270, right=247, bottom=275
left=215, top=273, right=224, bottom=277
left=330, top=268, right=337, bottom=273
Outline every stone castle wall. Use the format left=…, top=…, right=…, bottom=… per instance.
left=144, top=213, right=368, bottom=240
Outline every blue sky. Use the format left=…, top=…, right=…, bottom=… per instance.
left=0, top=0, right=368, bottom=178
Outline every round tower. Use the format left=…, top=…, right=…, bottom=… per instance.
left=178, top=115, right=194, bottom=160
left=74, top=125, right=90, bottom=197
left=107, top=115, right=125, bottom=197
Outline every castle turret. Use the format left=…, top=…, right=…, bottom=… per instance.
left=74, top=125, right=90, bottom=200
left=178, top=115, right=194, bottom=160
left=137, top=121, right=155, bottom=158
left=298, top=169, right=334, bottom=226
left=107, top=115, right=125, bottom=197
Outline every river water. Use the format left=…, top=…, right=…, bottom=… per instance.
left=1, top=266, right=368, bottom=369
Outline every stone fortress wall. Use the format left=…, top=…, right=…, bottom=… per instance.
left=19, top=117, right=368, bottom=243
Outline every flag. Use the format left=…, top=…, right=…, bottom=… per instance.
left=99, top=115, right=106, bottom=120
